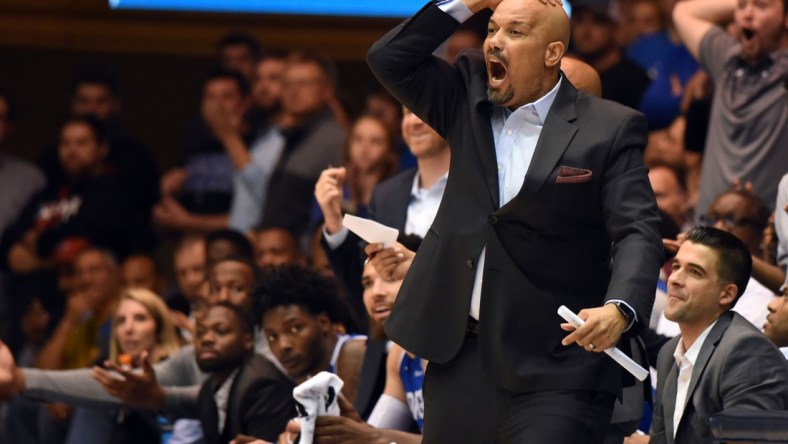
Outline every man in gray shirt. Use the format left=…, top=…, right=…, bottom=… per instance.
left=673, top=0, right=788, bottom=217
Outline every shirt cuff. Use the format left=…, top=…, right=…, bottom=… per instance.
left=436, top=0, right=473, bottom=23
left=606, top=300, right=637, bottom=332
left=323, top=226, right=349, bottom=250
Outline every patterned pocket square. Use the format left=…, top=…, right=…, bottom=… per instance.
left=555, top=166, right=593, bottom=184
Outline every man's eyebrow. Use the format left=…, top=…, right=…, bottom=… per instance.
left=686, top=262, right=707, bottom=275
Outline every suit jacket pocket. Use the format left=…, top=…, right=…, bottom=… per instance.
left=555, top=166, right=593, bottom=184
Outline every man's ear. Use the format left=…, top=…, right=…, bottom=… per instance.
left=719, top=283, right=738, bottom=309
left=544, top=41, right=565, bottom=68
left=243, top=332, right=255, bottom=352
left=316, top=312, right=332, bottom=334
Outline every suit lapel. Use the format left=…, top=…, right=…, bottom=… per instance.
left=682, top=313, right=732, bottom=413
left=515, top=80, right=578, bottom=205
left=663, top=359, right=679, bottom=444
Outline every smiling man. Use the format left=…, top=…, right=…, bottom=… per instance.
left=673, top=0, right=788, bottom=218
left=648, top=227, right=788, bottom=444
left=366, top=0, right=662, bottom=441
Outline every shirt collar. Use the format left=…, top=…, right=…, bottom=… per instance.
left=780, top=347, right=788, bottom=360
left=674, top=319, right=718, bottom=368
left=410, top=171, right=449, bottom=197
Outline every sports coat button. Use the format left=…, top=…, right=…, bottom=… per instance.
left=488, top=215, right=498, bottom=224
left=466, top=259, right=474, bottom=268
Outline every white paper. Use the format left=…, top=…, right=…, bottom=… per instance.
left=342, top=214, right=399, bottom=248
left=557, top=305, right=649, bottom=381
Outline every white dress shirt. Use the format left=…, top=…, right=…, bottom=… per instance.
left=672, top=320, right=717, bottom=438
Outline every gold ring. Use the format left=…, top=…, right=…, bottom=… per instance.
left=589, top=343, right=595, bottom=350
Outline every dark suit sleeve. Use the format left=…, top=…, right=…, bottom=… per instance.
left=648, top=342, right=672, bottom=443
left=241, top=378, right=296, bottom=442
left=719, top=333, right=788, bottom=411
left=366, top=2, right=465, bottom=138
left=601, top=112, right=663, bottom=333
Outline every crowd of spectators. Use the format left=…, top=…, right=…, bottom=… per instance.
left=0, top=0, right=785, bottom=442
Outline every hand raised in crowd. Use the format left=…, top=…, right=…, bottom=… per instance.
left=202, top=100, right=243, bottom=143
left=64, top=291, right=98, bottom=323
left=153, top=197, right=193, bottom=232
left=91, top=350, right=165, bottom=410
left=560, top=304, right=628, bottom=353
left=314, top=166, right=347, bottom=235
left=364, top=242, right=415, bottom=282
left=160, top=168, right=188, bottom=199
left=663, top=230, right=689, bottom=257
left=732, top=177, right=754, bottom=193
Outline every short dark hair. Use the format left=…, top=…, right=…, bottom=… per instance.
left=205, top=228, right=255, bottom=263
left=217, top=32, right=262, bottom=61
left=254, top=265, right=340, bottom=323
left=71, top=65, right=120, bottom=96
left=260, top=48, right=290, bottom=63
left=287, top=52, right=338, bottom=89
left=62, top=115, right=108, bottom=145
left=205, top=68, right=251, bottom=97
left=685, top=226, right=752, bottom=303
left=208, top=301, right=255, bottom=335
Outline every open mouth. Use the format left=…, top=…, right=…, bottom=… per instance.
left=741, top=27, right=755, bottom=42
left=489, top=60, right=507, bottom=83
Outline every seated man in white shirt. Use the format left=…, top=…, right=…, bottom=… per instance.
left=636, top=226, right=788, bottom=444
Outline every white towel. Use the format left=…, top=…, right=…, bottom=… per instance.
left=292, top=372, right=344, bottom=444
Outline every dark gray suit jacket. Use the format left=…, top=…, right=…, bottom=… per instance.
left=650, top=311, right=788, bottom=444
left=197, top=354, right=295, bottom=444
left=368, top=3, right=662, bottom=394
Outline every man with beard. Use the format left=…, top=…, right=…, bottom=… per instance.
left=673, top=0, right=788, bottom=218
left=195, top=303, right=293, bottom=444
left=366, top=0, right=662, bottom=441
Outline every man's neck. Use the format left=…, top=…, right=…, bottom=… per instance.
left=679, top=314, right=721, bottom=351
left=416, top=148, right=450, bottom=190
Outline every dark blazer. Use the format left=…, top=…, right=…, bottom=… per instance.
left=367, top=3, right=663, bottom=395
left=650, top=311, right=788, bottom=444
left=197, top=354, right=295, bottom=444
left=321, top=167, right=417, bottom=418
